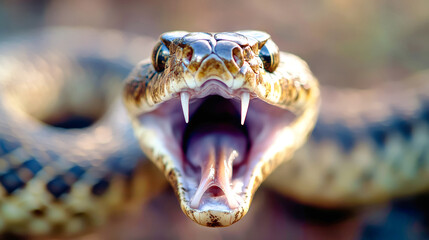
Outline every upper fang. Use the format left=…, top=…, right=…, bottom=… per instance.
left=241, top=92, right=250, bottom=125
left=180, top=92, right=190, bottom=123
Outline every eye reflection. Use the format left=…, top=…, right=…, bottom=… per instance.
left=152, top=42, right=170, bottom=72
left=259, top=40, right=279, bottom=73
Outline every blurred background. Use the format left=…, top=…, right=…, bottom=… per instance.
left=1, top=0, right=429, bottom=88
left=1, top=0, right=429, bottom=239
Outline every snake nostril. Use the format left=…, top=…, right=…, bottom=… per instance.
left=232, top=47, right=244, bottom=68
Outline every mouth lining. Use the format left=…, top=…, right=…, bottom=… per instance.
left=137, top=79, right=297, bottom=213
left=182, top=95, right=250, bottom=210
left=182, top=95, right=249, bottom=157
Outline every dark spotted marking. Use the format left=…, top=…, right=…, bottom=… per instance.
left=0, top=169, right=25, bottom=193
left=207, top=214, right=222, bottom=227
left=31, top=207, right=46, bottom=217
left=167, top=169, right=180, bottom=198
left=391, top=116, right=414, bottom=140
left=311, top=121, right=357, bottom=153
left=333, top=123, right=356, bottom=153
left=91, top=178, right=110, bottom=196
left=46, top=175, right=71, bottom=198
left=367, top=123, right=389, bottom=149
left=233, top=210, right=245, bottom=224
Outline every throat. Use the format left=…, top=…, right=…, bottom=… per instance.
left=185, top=124, right=249, bottom=210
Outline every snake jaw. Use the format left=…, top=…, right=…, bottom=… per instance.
left=131, top=82, right=308, bottom=226
left=124, top=31, right=320, bottom=227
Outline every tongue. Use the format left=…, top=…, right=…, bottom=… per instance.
left=186, top=124, right=248, bottom=210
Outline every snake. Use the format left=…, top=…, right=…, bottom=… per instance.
left=0, top=27, right=427, bottom=237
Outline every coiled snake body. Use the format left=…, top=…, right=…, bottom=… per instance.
left=0, top=28, right=428, bottom=236
left=0, top=28, right=160, bottom=236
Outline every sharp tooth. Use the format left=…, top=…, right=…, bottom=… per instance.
left=241, top=92, right=250, bottom=125
left=180, top=92, right=190, bottom=123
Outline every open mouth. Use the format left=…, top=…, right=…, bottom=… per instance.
left=183, top=94, right=249, bottom=210
left=137, top=79, right=296, bottom=214
left=125, top=30, right=320, bottom=226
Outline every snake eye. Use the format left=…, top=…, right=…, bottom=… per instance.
left=259, top=39, right=279, bottom=73
left=152, top=41, right=170, bottom=72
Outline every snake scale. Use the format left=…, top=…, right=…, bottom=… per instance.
left=0, top=27, right=428, bottom=237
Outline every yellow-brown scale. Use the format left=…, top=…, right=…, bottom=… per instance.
left=0, top=28, right=164, bottom=237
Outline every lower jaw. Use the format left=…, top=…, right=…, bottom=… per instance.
left=180, top=193, right=250, bottom=227
left=134, top=116, right=290, bottom=227
left=134, top=90, right=300, bottom=226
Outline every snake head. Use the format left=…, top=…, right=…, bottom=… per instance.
left=124, top=31, right=320, bottom=227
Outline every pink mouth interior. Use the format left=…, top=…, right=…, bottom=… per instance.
left=184, top=98, right=249, bottom=209
left=138, top=80, right=296, bottom=212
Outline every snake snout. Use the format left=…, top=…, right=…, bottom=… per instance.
left=194, top=55, right=234, bottom=87
left=182, top=40, right=259, bottom=90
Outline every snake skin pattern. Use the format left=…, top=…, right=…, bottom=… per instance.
left=0, top=28, right=164, bottom=236
left=267, top=74, right=429, bottom=206
left=0, top=28, right=428, bottom=237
